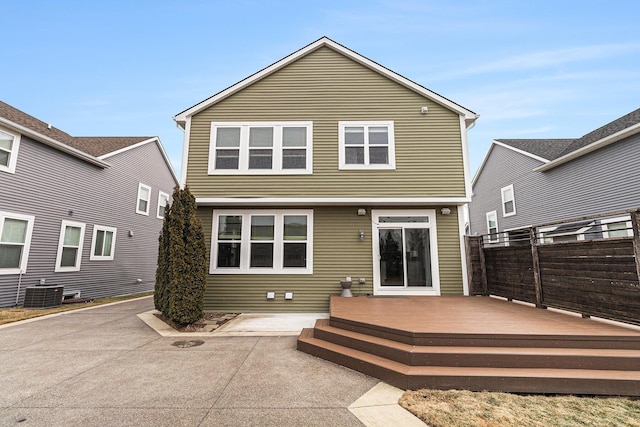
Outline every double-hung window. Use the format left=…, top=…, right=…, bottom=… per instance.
left=157, top=191, right=170, bottom=219
left=0, top=211, right=35, bottom=274
left=211, top=210, right=313, bottom=274
left=486, top=211, right=499, bottom=243
left=209, top=122, right=312, bottom=174
left=136, top=183, right=151, bottom=215
left=338, top=121, right=395, bottom=170
left=0, top=127, right=20, bottom=174
left=90, top=225, right=117, bottom=261
left=501, top=184, right=516, bottom=217
left=55, top=220, right=86, bottom=272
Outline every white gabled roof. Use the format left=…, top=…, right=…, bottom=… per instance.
left=173, top=37, right=478, bottom=127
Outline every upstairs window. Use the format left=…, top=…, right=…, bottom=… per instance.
left=55, top=220, right=86, bottom=272
left=0, top=127, right=20, bottom=174
left=501, top=184, right=516, bottom=217
left=209, top=122, right=312, bottom=174
left=136, top=183, right=151, bottom=215
left=339, top=121, right=395, bottom=170
left=0, top=211, right=35, bottom=275
left=157, top=191, right=170, bottom=219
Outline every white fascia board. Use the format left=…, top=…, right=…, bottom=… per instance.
left=0, top=117, right=110, bottom=168
left=534, top=123, right=640, bottom=172
left=173, top=37, right=478, bottom=126
left=179, top=117, right=191, bottom=187
left=195, top=197, right=470, bottom=207
left=99, top=137, right=180, bottom=185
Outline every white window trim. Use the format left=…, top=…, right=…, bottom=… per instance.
left=157, top=191, right=170, bottom=219
left=338, top=121, right=396, bottom=170
left=210, top=209, right=313, bottom=274
left=136, top=183, right=151, bottom=215
left=89, top=225, right=117, bottom=261
left=208, top=122, right=313, bottom=175
left=538, top=225, right=590, bottom=243
left=501, top=184, right=516, bottom=217
left=486, top=211, right=499, bottom=243
left=0, top=126, right=21, bottom=174
left=55, top=220, right=86, bottom=272
left=0, top=211, right=35, bottom=275
left=601, top=215, right=633, bottom=238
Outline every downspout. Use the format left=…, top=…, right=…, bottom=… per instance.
left=15, top=270, right=23, bottom=306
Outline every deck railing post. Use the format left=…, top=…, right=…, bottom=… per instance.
left=529, top=227, right=545, bottom=309
left=631, top=210, right=640, bottom=284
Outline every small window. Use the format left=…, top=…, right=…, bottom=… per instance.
left=0, top=211, right=35, bottom=274
left=136, top=183, right=151, bottom=215
left=0, top=127, right=20, bottom=174
left=90, top=225, right=117, bottom=261
left=601, top=216, right=633, bottom=238
left=486, top=211, right=499, bottom=243
left=55, top=220, right=86, bottom=272
left=212, top=210, right=313, bottom=274
left=501, top=184, right=516, bottom=217
left=157, top=191, right=170, bottom=219
left=339, top=121, right=395, bottom=170
left=209, top=122, right=312, bottom=174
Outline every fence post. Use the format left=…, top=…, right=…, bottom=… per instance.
left=529, top=227, right=545, bottom=309
left=478, top=236, right=489, bottom=295
left=631, top=210, right=640, bottom=284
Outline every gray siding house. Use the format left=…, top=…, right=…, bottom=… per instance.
left=469, top=108, right=640, bottom=241
left=0, top=100, right=178, bottom=307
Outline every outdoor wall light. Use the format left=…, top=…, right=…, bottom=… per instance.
left=357, top=208, right=366, bottom=216
left=420, top=106, right=429, bottom=114
left=358, top=230, right=365, bottom=240
left=285, top=292, right=293, bottom=300
left=128, top=230, right=134, bottom=237
left=266, top=291, right=275, bottom=300
left=440, top=207, right=451, bottom=215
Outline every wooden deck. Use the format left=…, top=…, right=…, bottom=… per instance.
left=297, top=295, right=640, bottom=395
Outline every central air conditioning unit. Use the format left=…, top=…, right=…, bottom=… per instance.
left=23, top=285, right=64, bottom=309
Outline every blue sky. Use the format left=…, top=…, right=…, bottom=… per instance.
left=3, top=1, right=639, bottom=179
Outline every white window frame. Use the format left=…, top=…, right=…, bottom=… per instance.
left=0, top=126, right=21, bottom=174
left=501, top=184, right=516, bottom=217
left=486, top=211, right=499, bottom=243
left=157, top=191, right=170, bottom=219
left=338, top=121, right=396, bottom=170
left=136, top=183, right=151, bottom=215
left=538, top=224, right=590, bottom=244
left=89, top=225, right=117, bottom=261
left=208, top=122, right=313, bottom=175
left=0, top=211, right=35, bottom=275
left=601, top=215, right=633, bottom=238
left=210, top=209, right=313, bottom=274
left=55, top=220, right=86, bottom=272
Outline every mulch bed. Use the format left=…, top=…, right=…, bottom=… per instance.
left=155, top=312, right=240, bottom=332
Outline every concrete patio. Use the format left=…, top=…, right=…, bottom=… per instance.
left=0, top=297, right=398, bottom=426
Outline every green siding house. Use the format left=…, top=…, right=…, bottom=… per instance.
left=174, top=37, right=478, bottom=312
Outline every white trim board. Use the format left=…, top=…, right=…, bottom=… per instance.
left=195, top=197, right=470, bottom=206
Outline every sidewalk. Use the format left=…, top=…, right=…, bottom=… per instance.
left=0, top=297, right=421, bottom=426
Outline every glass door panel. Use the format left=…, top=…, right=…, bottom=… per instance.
left=405, top=228, right=432, bottom=287
left=379, top=229, right=403, bottom=286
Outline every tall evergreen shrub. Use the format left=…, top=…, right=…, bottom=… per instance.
left=154, top=185, right=206, bottom=325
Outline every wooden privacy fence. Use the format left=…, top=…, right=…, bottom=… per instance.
left=466, top=209, right=640, bottom=326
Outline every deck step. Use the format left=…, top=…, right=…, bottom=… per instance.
left=298, top=328, right=640, bottom=396
left=330, top=317, right=640, bottom=349
left=312, top=319, right=640, bottom=370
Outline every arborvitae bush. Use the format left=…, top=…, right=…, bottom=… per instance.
left=154, top=185, right=206, bottom=325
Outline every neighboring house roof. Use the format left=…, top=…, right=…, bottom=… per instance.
left=174, top=36, right=479, bottom=127
left=0, top=100, right=178, bottom=182
left=474, top=107, right=640, bottom=183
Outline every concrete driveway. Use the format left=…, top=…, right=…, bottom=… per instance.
left=0, top=297, right=378, bottom=426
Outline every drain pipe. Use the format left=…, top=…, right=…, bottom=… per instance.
left=15, top=270, right=23, bottom=307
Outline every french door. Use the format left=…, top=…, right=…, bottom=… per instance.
left=372, top=210, right=440, bottom=295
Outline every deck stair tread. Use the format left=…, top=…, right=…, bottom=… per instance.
left=314, top=319, right=640, bottom=358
